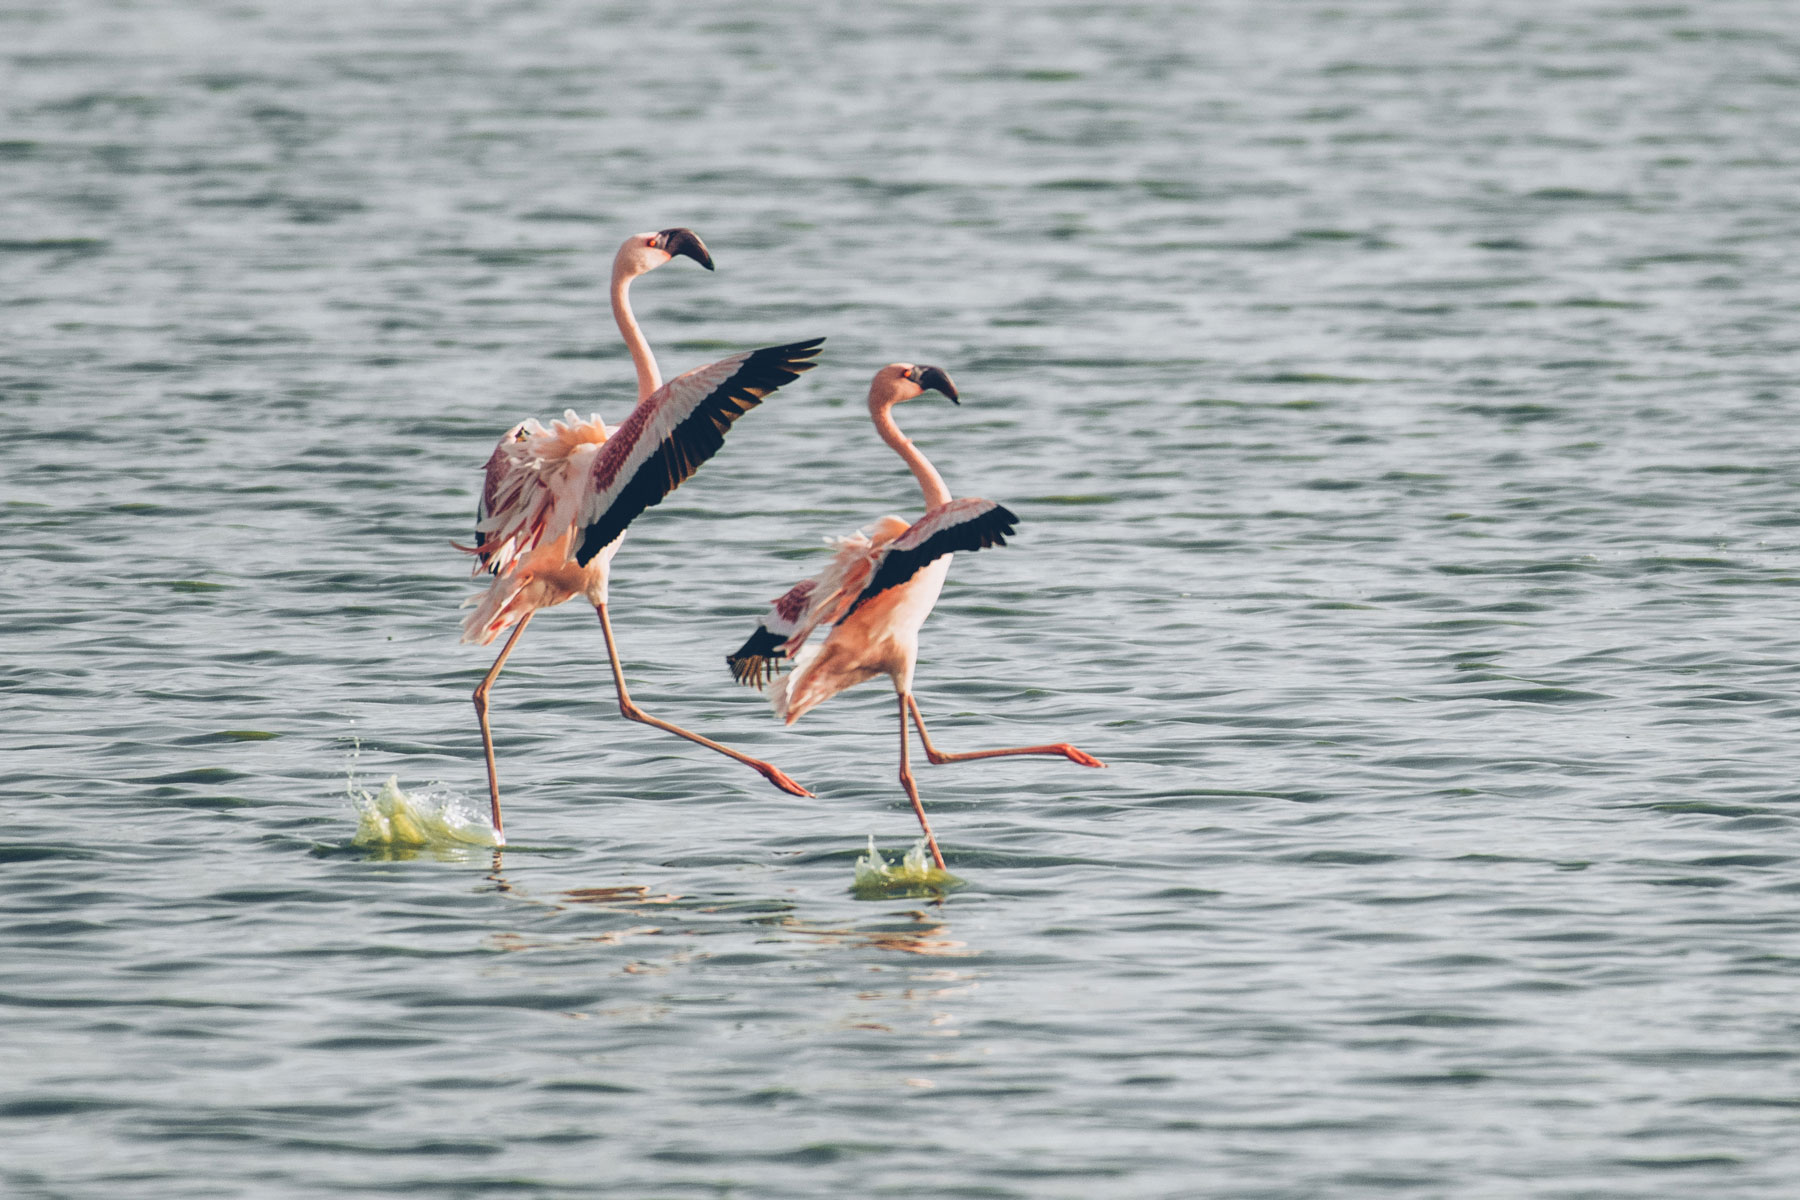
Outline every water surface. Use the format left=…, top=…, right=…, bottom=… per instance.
left=5, top=2, right=1800, bottom=1196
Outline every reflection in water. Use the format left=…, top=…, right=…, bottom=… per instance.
left=485, top=925, right=666, bottom=953
left=476, top=871, right=686, bottom=951
left=563, top=884, right=684, bottom=906
left=469, top=871, right=971, bottom=962
left=775, top=912, right=972, bottom=958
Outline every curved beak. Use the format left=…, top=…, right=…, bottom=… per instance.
left=656, top=227, right=714, bottom=271
left=915, top=365, right=959, bottom=404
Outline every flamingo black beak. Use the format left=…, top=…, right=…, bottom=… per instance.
left=911, top=365, right=959, bottom=404
left=656, top=227, right=714, bottom=271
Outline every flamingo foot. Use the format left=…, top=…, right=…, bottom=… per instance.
left=1058, top=745, right=1107, bottom=768
left=760, top=765, right=813, bottom=798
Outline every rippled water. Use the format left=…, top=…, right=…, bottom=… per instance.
left=7, top=1, right=1800, bottom=1195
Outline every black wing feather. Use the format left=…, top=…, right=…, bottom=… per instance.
left=726, top=625, right=791, bottom=688
left=574, top=337, right=824, bottom=565
left=846, top=503, right=1019, bottom=616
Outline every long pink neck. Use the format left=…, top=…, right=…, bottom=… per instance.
left=610, top=268, right=660, bottom=400
left=871, top=398, right=951, bottom=510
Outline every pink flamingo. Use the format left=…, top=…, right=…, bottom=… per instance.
left=460, top=228, right=821, bottom=840
left=725, top=363, right=1104, bottom=868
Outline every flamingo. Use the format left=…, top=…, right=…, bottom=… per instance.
left=459, top=227, right=822, bottom=841
left=724, top=363, right=1104, bottom=868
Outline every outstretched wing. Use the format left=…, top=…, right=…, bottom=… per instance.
left=846, top=498, right=1019, bottom=615
left=726, top=578, right=817, bottom=687
left=724, top=514, right=912, bottom=690
left=573, top=338, right=824, bottom=565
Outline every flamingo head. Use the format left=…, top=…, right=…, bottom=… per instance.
left=876, top=362, right=960, bottom=407
left=615, top=227, right=715, bottom=278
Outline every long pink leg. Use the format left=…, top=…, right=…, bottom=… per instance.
left=595, top=603, right=811, bottom=797
left=897, top=694, right=947, bottom=870
left=473, top=610, right=535, bottom=838
left=906, top=693, right=1105, bottom=768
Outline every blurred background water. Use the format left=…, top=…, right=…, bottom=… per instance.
left=5, top=1, right=1800, bottom=1196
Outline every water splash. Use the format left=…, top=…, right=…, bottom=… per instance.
left=851, top=835, right=963, bottom=899
left=350, top=775, right=500, bottom=856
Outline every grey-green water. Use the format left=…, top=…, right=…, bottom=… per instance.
left=6, top=2, right=1800, bottom=1196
